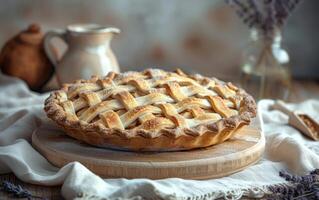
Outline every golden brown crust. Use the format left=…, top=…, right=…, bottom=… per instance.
left=44, top=68, right=257, bottom=151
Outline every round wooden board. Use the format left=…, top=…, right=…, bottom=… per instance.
left=32, top=116, right=264, bottom=180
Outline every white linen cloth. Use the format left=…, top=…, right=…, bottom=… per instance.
left=0, top=73, right=318, bottom=200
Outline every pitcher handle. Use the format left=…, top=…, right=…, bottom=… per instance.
left=44, top=29, right=67, bottom=67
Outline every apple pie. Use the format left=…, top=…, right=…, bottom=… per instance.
left=44, top=69, right=256, bottom=151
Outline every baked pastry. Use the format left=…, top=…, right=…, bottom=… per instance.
left=44, top=69, right=256, bottom=151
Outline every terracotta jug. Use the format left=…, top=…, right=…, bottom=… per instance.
left=44, top=24, right=120, bottom=86
left=0, top=24, right=54, bottom=91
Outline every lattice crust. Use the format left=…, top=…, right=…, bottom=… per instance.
left=44, top=69, right=257, bottom=151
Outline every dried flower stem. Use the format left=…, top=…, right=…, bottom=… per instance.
left=0, top=181, right=47, bottom=200
left=226, top=0, right=302, bottom=35
left=266, top=169, right=319, bottom=199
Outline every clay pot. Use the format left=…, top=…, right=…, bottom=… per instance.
left=0, top=24, right=55, bottom=91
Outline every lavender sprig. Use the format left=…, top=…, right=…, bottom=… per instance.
left=226, top=0, right=302, bottom=34
left=1, top=181, right=46, bottom=200
left=266, top=169, right=319, bottom=200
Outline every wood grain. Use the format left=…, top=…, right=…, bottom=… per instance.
left=31, top=116, right=264, bottom=179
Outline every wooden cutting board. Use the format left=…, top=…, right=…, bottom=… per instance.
left=32, top=116, right=264, bottom=180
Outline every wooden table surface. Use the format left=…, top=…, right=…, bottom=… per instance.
left=0, top=80, right=318, bottom=200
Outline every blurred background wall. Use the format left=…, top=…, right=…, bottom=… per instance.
left=0, top=0, right=318, bottom=80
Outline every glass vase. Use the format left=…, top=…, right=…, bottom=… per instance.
left=240, top=28, right=291, bottom=100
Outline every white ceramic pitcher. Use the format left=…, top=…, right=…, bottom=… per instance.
left=44, top=24, right=120, bottom=86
